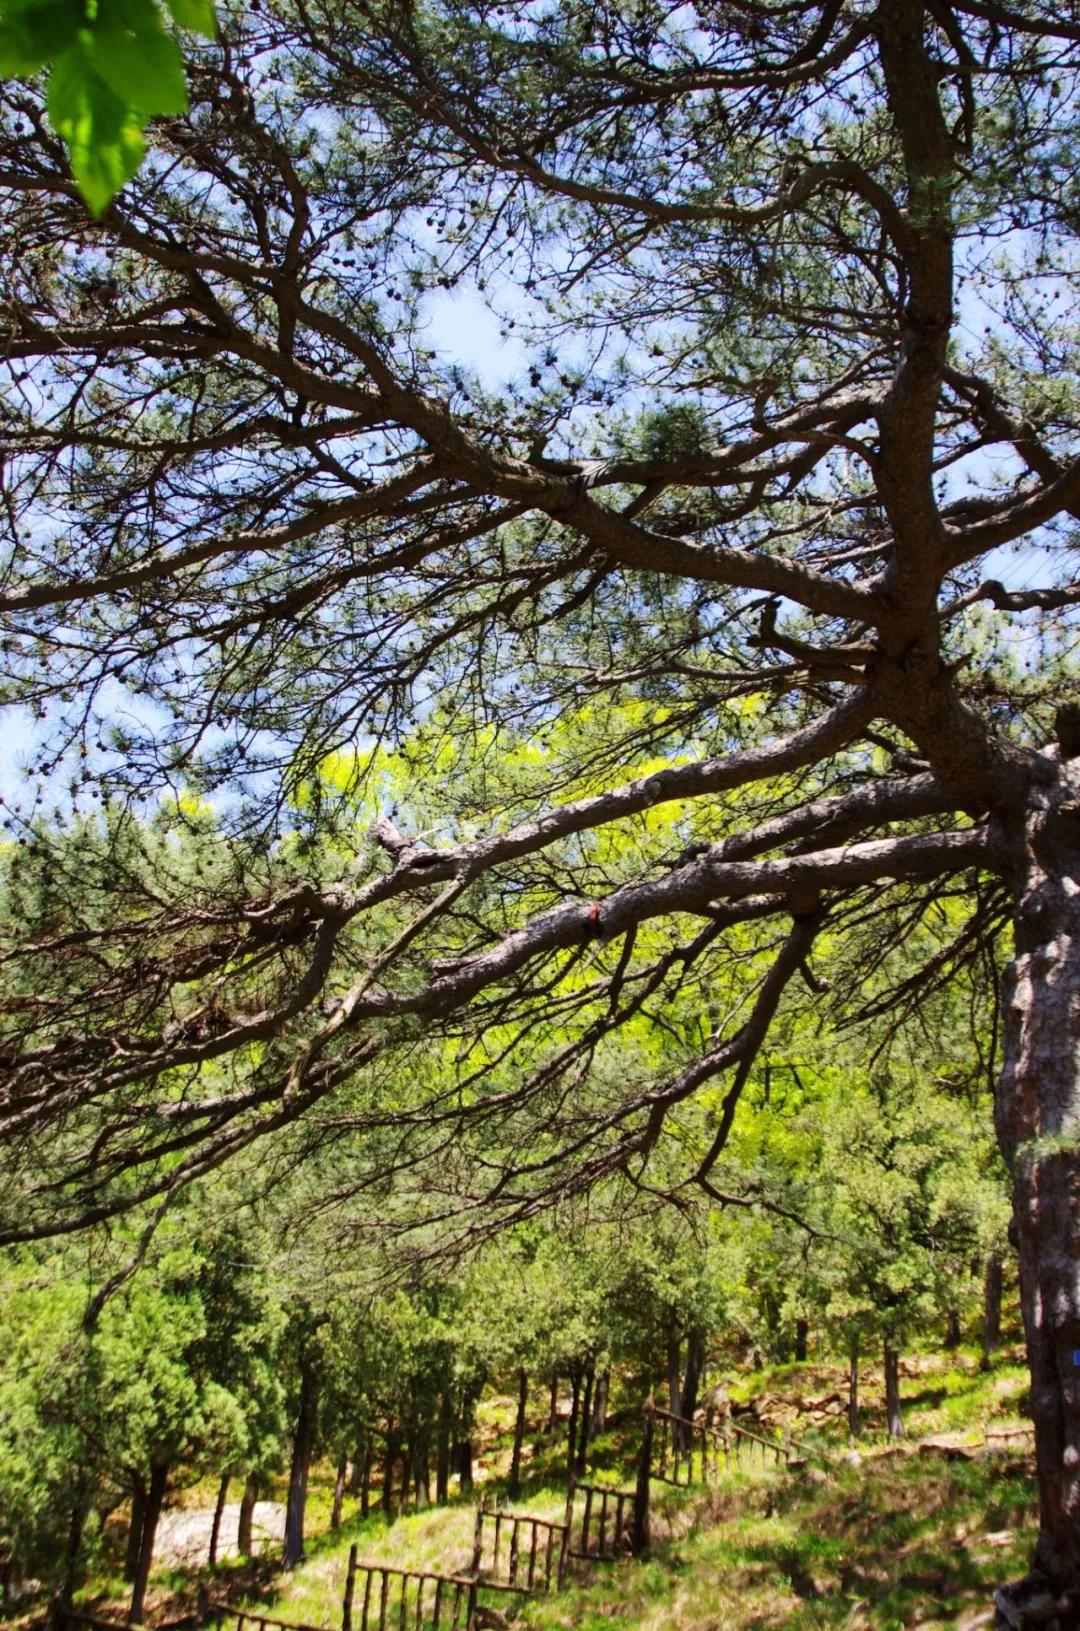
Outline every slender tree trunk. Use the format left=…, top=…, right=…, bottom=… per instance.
left=124, top=1474, right=147, bottom=1584
left=943, top=1307, right=962, bottom=1349
left=591, top=1368, right=610, bottom=1437
left=681, top=1330, right=705, bottom=1423
left=399, top=1429, right=412, bottom=1514
left=436, top=1394, right=451, bottom=1504
left=884, top=1343, right=904, bottom=1440
left=284, top=1348, right=319, bottom=1568
left=509, top=1367, right=528, bottom=1499
left=417, top=1430, right=431, bottom=1508
left=547, top=1372, right=559, bottom=1435
left=566, top=1363, right=581, bottom=1480
left=995, top=786, right=1080, bottom=1612
left=62, top=1486, right=88, bottom=1608
left=666, top=1328, right=682, bottom=1445
left=454, top=1383, right=479, bottom=1493
left=130, top=1460, right=168, bottom=1624
left=383, top=1423, right=400, bottom=1516
left=331, top=1452, right=348, bottom=1530
left=349, top=1442, right=364, bottom=1496
left=847, top=1340, right=859, bottom=1442
left=575, top=1362, right=594, bottom=1476
left=795, top=1319, right=809, bottom=1363
left=982, top=1253, right=1004, bottom=1370
left=360, top=1435, right=373, bottom=1517
left=208, top=1471, right=230, bottom=1565
left=237, top=1472, right=258, bottom=1557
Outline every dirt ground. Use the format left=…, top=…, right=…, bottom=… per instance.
left=153, top=1501, right=286, bottom=1568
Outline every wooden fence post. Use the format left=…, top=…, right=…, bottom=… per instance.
left=465, top=1578, right=478, bottom=1631
left=632, top=1399, right=653, bottom=1557
left=342, top=1543, right=358, bottom=1631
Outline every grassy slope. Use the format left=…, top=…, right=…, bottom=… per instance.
left=77, top=1342, right=1036, bottom=1631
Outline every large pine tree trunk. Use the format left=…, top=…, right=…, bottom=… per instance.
left=284, top=1349, right=319, bottom=1568
left=996, top=779, right=1080, bottom=1617
left=129, top=1460, right=168, bottom=1624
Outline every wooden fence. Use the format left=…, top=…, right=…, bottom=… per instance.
left=650, top=1404, right=795, bottom=1486
left=563, top=1480, right=638, bottom=1560
left=472, top=1505, right=569, bottom=1592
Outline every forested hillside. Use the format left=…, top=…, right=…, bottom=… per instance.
left=1, top=2, right=1079, bottom=1626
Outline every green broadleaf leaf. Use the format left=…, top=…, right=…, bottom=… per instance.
left=164, top=0, right=215, bottom=38
left=46, top=43, right=145, bottom=214
left=89, top=0, right=188, bottom=116
left=0, top=0, right=85, bottom=75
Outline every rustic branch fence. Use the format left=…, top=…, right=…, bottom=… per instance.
left=471, top=1505, right=569, bottom=1592
left=563, top=1480, right=638, bottom=1560
left=650, top=1403, right=796, bottom=1486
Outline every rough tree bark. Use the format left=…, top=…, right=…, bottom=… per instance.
left=995, top=759, right=1080, bottom=1621
left=795, top=1320, right=809, bottom=1364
